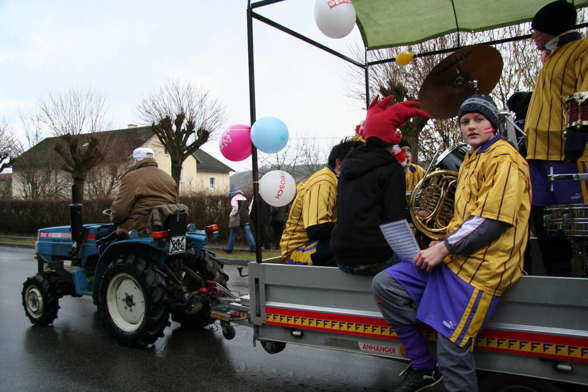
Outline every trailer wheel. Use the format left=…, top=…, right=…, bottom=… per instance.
left=221, top=321, right=236, bottom=340
left=261, top=340, right=287, bottom=354
left=479, top=374, right=564, bottom=392
left=22, top=274, right=60, bottom=326
left=98, top=254, right=170, bottom=348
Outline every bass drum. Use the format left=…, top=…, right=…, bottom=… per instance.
left=566, top=91, right=588, bottom=131
left=435, top=143, right=468, bottom=171
left=409, top=144, right=468, bottom=240
left=544, top=204, right=588, bottom=237
left=543, top=204, right=588, bottom=277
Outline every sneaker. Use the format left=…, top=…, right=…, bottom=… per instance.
left=395, top=365, right=443, bottom=392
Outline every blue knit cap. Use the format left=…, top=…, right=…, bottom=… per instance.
left=229, top=189, right=243, bottom=198
left=458, top=94, right=500, bottom=132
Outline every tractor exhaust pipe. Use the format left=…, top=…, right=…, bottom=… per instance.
left=70, top=184, right=83, bottom=247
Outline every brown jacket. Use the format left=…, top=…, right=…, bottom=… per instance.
left=111, top=158, right=178, bottom=236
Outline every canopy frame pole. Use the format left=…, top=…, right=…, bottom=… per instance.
left=251, top=0, right=287, bottom=8
left=450, top=0, right=461, bottom=47
left=246, top=0, right=367, bottom=265
left=251, top=11, right=365, bottom=68
left=364, top=49, right=370, bottom=108
left=247, top=1, right=263, bottom=264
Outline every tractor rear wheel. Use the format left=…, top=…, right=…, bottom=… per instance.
left=98, top=254, right=170, bottom=348
left=22, top=274, right=60, bottom=326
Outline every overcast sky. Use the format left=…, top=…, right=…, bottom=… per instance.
left=0, top=1, right=367, bottom=172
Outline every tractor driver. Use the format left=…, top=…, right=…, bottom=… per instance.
left=110, top=147, right=178, bottom=237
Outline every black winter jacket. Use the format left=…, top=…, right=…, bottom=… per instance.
left=331, top=143, right=407, bottom=266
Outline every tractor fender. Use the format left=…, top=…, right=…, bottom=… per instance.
left=92, top=240, right=167, bottom=303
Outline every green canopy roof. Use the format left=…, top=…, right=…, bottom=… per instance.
left=354, top=0, right=588, bottom=50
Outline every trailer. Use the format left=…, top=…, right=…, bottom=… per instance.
left=211, top=1, right=588, bottom=391
left=229, top=263, right=588, bottom=391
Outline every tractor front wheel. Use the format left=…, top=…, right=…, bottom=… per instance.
left=98, top=254, right=170, bottom=348
left=22, top=274, right=60, bottom=326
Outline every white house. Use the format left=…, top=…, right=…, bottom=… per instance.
left=11, top=125, right=233, bottom=199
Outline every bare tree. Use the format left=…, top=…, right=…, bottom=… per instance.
left=259, top=136, right=327, bottom=181
left=137, top=80, right=226, bottom=186
left=11, top=114, right=66, bottom=200
left=484, top=24, right=542, bottom=107
left=0, top=176, right=11, bottom=199
left=20, top=113, right=46, bottom=150
left=84, top=134, right=135, bottom=199
left=348, top=34, right=462, bottom=164
left=37, top=89, right=110, bottom=200
left=0, top=120, right=23, bottom=173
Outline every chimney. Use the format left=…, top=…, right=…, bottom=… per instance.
left=128, top=124, right=138, bottom=128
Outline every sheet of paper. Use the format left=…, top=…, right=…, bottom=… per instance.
left=379, top=220, right=421, bottom=262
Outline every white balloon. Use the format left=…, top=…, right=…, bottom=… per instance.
left=259, top=170, right=297, bottom=207
left=314, top=0, right=356, bottom=39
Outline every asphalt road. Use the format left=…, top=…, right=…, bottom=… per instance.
left=0, top=246, right=413, bottom=392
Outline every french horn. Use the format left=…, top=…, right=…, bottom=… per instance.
left=409, top=169, right=458, bottom=240
left=409, top=144, right=467, bottom=240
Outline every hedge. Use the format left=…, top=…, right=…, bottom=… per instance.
left=0, top=195, right=233, bottom=241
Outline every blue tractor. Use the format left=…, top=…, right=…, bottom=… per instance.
left=21, top=204, right=230, bottom=347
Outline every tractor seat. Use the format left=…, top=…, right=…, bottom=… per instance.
left=148, top=203, right=189, bottom=236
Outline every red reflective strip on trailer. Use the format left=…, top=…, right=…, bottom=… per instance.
left=476, top=329, right=588, bottom=363
left=476, top=345, right=588, bottom=363
left=481, top=328, right=588, bottom=348
left=265, top=306, right=390, bottom=327
left=264, top=307, right=588, bottom=363
left=264, top=306, right=398, bottom=341
left=265, top=320, right=399, bottom=340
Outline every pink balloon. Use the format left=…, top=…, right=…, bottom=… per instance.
left=219, top=124, right=252, bottom=161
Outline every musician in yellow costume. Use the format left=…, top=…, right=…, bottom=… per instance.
left=279, top=139, right=362, bottom=265
left=525, top=1, right=588, bottom=276
left=400, top=139, right=425, bottom=193
left=373, top=95, right=531, bottom=392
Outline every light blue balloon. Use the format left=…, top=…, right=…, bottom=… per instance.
left=251, top=116, right=289, bottom=153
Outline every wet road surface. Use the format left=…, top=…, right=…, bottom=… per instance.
left=3, top=247, right=585, bottom=392
left=0, top=247, right=414, bottom=392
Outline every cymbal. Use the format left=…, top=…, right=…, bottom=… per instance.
left=417, top=45, right=503, bottom=119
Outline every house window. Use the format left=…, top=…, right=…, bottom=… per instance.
left=209, top=177, right=216, bottom=191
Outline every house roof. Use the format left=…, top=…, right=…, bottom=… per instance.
left=194, top=149, right=233, bottom=173
left=13, top=126, right=154, bottom=169
left=12, top=125, right=233, bottom=173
